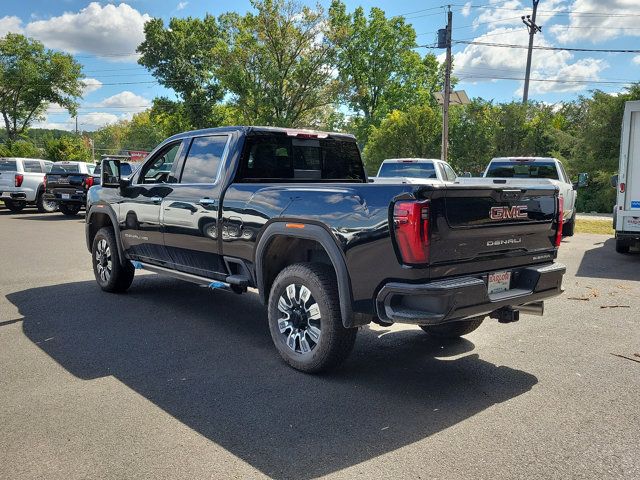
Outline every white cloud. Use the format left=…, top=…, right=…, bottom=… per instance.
left=454, top=27, right=607, bottom=95
left=634, top=55, right=640, bottom=65
left=471, top=0, right=566, bottom=30
left=94, top=91, right=151, bottom=110
left=25, top=2, right=151, bottom=62
left=0, top=15, right=23, bottom=36
left=81, top=78, right=103, bottom=96
left=548, top=0, right=640, bottom=43
left=461, top=2, right=472, bottom=17
left=177, top=1, right=189, bottom=10
left=79, top=112, right=123, bottom=130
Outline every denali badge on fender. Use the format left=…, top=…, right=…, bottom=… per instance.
left=490, top=205, right=528, bottom=220
left=487, top=238, right=522, bottom=247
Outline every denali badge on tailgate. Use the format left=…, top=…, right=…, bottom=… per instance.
left=490, top=205, right=528, bottom=220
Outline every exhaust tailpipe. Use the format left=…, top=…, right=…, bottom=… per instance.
left=516, top=301, right=544, bottom=316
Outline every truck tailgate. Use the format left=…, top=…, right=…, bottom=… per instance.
left=427, top=184, right=559, bottom=273
left=0, top=170, right=17, bottom=190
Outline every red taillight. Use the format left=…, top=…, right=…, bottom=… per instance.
left=620, top=182, right=625, bottom=193
left=393, top=200, right=430, bottom=264
left=43, top=175, right=47, bottom=189
left=84, top=176, right=94, bottom=189
left=14, top=174, right=23, bottom=187
left=555, top=196, right=564, bottom=247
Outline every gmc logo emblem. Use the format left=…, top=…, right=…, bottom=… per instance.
left=490, top=205, right=528, bottom=220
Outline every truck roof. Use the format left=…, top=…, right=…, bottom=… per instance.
left=165, top=126, right=357, bottom=143
left=490, top=157, right=559, bottom=162
left=381, top=158, right=442, bottom=163
left=0, top=157, right=51, bottom=163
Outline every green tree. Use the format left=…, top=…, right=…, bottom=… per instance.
left=0, top=139, right=42, bottom=157
left=560, top=84, right=640, bottom=212
left=44, top=135, right=90, bottom=162
left=328, top=2, right=443, bottom=139
left=215, top=0, right=338, bottom=126
left=449, top=99, right=498, bottom=174
left=363, top=104, right=441, bottom=174
left=0, top=34, right=83, bottom=141
left=137, top=15, right=224, bottom=130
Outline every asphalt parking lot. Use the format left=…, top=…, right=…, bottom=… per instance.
left=1, top=207, right=639, bottom=480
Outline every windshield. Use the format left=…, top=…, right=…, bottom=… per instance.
left=378, top=162, right=437, bottom=179
left=486, top=161, right=559, bottom=179
left=51, top=163, right=81, bottom=174
left=0, top=159, right=17, bottom=172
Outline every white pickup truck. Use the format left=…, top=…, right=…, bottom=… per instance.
left=612, top=100, right=640, bottom=253
left=458, top=157, right=587, bottom=237
left=0, top=157, right=56, bottom=213
left=370, top=158, right=458, bottom=184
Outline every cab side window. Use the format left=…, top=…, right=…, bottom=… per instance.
left=442, top=162, right=458, bottom=181
left=139, top=142, right=181, bottom=184
left=23, top=160, right=43, bottom=173
left=179, top=135, right=228, bottom=184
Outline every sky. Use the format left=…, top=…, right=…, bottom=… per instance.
left=1, top=0, right=640, bottom=132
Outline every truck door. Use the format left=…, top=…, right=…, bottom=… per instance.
left=119, top=140, right=185, bottom=263
left=160, top=134, right=230, bottom=278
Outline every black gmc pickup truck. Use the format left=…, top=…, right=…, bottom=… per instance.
left=86, top=126, right=566, bottom=372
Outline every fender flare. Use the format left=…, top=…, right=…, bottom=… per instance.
left=86, top=204, right=127, bottom=266
left=255, top=222, right=356, bottom=328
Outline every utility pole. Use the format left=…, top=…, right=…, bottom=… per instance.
left=522, top=0, right=542, bottom=104
left=441, top=6, right=452, bottom=162
left=75, top=116, right=79, bottom=135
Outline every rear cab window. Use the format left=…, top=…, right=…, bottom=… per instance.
left=0, top=159, right=18, bottom=172
left=236, top=133, right=365, bottom=182
left=180, top=135, right=229, bottom=183
left=50, top=163, right=81, bottom=174
left=378, top=162, right=437, bottom=179
left=486, top=161, right=559, bottom=180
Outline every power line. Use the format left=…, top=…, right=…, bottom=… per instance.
left=453, top=40, right=640, bottom=53
left=461, top=4, right=640, bottom=17
left=456, top=74, right=635, bottom=85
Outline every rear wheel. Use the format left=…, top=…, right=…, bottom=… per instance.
left=563, top=212, right=576, bottom=237
left=36, top=191, right=57, bottom=213
left=59, top=203, right=81, bottom=216
left=4, top=199, right=26, bottom=213
left=92, top=227, right=135, bottom=292
left=420, top=316, right=485, bottom=339
left=267, top=263, right=357, bottom=373
left=616, top=239, right=630, bottom=254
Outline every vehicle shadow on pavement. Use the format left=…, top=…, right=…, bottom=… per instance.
left=14, top=214, right=85, bottom=222
left=576, top=238, right=640, bottom=280
left=9, top=277, right=538, bottom=480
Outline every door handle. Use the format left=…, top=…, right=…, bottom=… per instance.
left=198, top=198, right=216, bottom=206
left=150, top=196, right=162, bottom=204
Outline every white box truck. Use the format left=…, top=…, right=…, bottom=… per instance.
left=613, top=100, right=640, bottom=253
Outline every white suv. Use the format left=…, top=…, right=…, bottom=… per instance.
left=0, top=157, right=55, bottom=213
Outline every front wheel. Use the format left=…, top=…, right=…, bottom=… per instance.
left=92, top=227, right=135, bottom=292
left=267, top=263, right=357, bottom=373
left=4, top=199, right=26, bottom=213
left=59, top=203, right=81, bottom=216
left=420, top=316, right=485, bottom=339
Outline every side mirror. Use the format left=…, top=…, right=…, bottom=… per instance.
left=462, top=172, right=472, bottom=178
left=576, top=172, right=589, bottom=188
left=101, top=159, right=121, bottom=188
left=610, top=174, right=618, bottom=189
